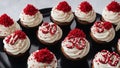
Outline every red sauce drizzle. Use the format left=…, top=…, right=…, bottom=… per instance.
left=79, top=1, right=92, bottom=13
left=56, top=1, right=71, bottom=12
left=0, top=14, right=14, bottom=27
left=34, top=48, right=54, bottom=64
left=23, top=4, right=38, bottom=16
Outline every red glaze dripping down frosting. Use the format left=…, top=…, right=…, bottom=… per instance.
left=5, top=30, right=26, bottom=45
left=66, top=28, right=86, bottom=50
left=0, top=14, right=14, bottom=27
left=34, top=48, right=54, bottom=64
left=23, top=4, right=38, bottom=16
left=94, top=21, right=112, bottom=33
left=97, top=50, right=120, bottom=66
left=79, top=1, right=92, bottom=13
left=107, top=1, right=120, bottom=12
left=56, top=1, right=71, bottom=12
left=41, top=22, right=57, bottom=35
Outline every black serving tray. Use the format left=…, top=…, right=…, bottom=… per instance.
left=0, top=8, right=120, bottom=68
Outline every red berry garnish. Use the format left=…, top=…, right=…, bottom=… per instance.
left=34, top=48, right=54, bottom=64
left=79, top=1, right=92, bottom=13
left=0, top=14, right=14, bottom=27
left=68, top=28, right=86, bottom=38
left=56, top=1, right=71, bottom=12
left=23, top=4, right=38, bottom=16
left=14, top=30, right=26, bottom=39
left=107, top=1, right=120, bottom=12
left=103, top=22, right=112, bottom=30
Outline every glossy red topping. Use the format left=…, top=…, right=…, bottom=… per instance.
left=67, top=28, right=86, bottom=38
left=96, top=50, right=120, bottom=66
left=94, top=21, right=112, bottom=33
left=56, top=1, right=71, bottom=12
left=34, top=48, right=54, bottom=64
left=5, top=30, right=26, bottom=45
left=41, top=22, right=57, bottom=35
left=23, top=4, right=38, bottom=16
left=107, top=1, right=120, bottom=12
left=79, top=1, right=92, bottom=13
left=0, top=14, right=14, bottom=27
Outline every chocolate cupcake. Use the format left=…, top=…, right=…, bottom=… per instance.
left=37, top=22, right=63, bottom=45
left=92, top=50, right=120, bottom=68
left=61, top=28, right=90, bottom=60
left=90, top=21, right=115, bottom=43
left=51, top=1, right=74, bottom=26
left=19, top=4, right=43, bottom=28
left=3, top=30, right=30, bottom=57
left=0, top=14, right=21, bottom=38
left=27, top=48, right=57, bottom=68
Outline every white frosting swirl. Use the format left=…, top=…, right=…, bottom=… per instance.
left=27, top=50, right=57, bottom=68
left=93, top=52, right=120, bottom=68
left=61, top=38, right=90, bottom=59
left=0, top=22, right=21, bottom=37
left=117, top=39, right=120, bottom=50
left=19, top=11, right=43, bottom=27
left=75, top=7, right=96, bottom=23
left=91, top=26, right=115, bottom=42
left=102, top=8, right=120, bottom=25
left=37, top=22, right=62, bottom=43
left=3, top=34, right=30, bottom=55
left=51, top=7, right=74, bottom=23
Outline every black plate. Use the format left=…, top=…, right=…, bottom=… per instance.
left=0, top=8, right=120, bottom=68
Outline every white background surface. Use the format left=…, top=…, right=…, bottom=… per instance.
left=0, top=0, right=120, bottom=21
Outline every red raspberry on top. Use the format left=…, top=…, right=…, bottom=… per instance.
left=23, top=4, right=38, bottom=16
left=107, top=1, right=120, bottom=12
left=0, top=14, right=14, bottom=27
left=34, top=48, right=54, bottom=64
left=103, top=22, right=112, bottom=30
left=56, top=1, right=71, bottom=12
left=14, top=30, right=26, bottom=39
left=80, top=1, right=92, bottom=13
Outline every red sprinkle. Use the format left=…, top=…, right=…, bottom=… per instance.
left=14, top=30, right=26, bottom=39
left=56, top=1, right=71, bottom=12
left=0, top=14, right=14, bottom=27
left=23, top=4, right=38, bottom=16
left=107, top=1, right=120, bottom=12
left=34, top=48, right=54, bottom=64
left=103, top=22, right=112, bottom=30
left=79, top=1, right=92, bottom=13
left=67, top=28, right=86, bottom=38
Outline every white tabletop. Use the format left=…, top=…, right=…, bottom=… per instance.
left=0, top=0, right=120, bottom=21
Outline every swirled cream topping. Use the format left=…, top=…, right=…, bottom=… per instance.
left=3, top=30, right=30, bottom=55
left=93, top=50, right=120, bottom=68
left=51, top=7, right=74, bottom=23
left=75, top=1, right=96, bottom=23
left=91, top=21, right=115, bottom=42
left=117, top=39, right=120, bottom=51
left=102, top=8, right=120, bottom=25
left=61, top=28, right=90, bottom=59
left=20, top=11, right=43, bottom=27
left=37, top=22, right=62, bottom=43
left=27, top=48, right=57, bottom=68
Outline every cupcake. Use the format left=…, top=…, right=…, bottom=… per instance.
left=117, top=39, right=120, bottom=54
left=92, top=50, right=120, bottom=68
left=37, top=22, right=63, bottom=45
left=90, top=21, right=115, bottom=43
left=61, top=28, right=90, bottom=60
left=3, top=30, right=30, bottom=57
left=74, top=1, right=96, bottom=24
left=102, top=1, right=120, bottom=31
left=27, top=48, right=57, bottom=68
left=51, top=1, right=74, bottom=26
left=0, top=14, right=21, bottom=38
left=19, top=4, right=43, bottom=28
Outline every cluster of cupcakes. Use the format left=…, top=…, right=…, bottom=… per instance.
left=0, top=0, right=120, bottom=68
